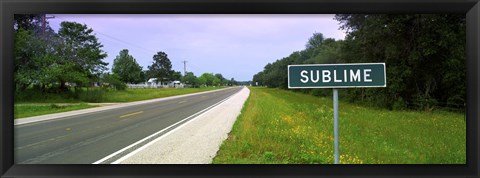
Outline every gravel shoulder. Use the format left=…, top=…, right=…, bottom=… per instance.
left=119, top=86, right=250, bottom=164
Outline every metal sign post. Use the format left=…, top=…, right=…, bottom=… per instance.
left=333, top=88, right=339, bottom=164
left=287, top=63, right=386, bottom=164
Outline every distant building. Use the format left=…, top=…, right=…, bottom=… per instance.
left=128, top=78, right=184, bottom=88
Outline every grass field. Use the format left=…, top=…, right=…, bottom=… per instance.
left=14, top=86, right=228, bottom=118
left=213, top=87, right=466, bottom=164
left=15, top=86, right=227, bottom=104
left=14, top=103, right=97, bottom=119
left=100, top=87, right=226, bottom=103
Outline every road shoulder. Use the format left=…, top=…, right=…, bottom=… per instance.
left=119, top=87, right=250, bottom=164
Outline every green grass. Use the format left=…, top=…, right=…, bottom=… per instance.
left=100, top=87, right=227, bottom=103
left=15, top=86, right=228, bottom=118
left=14, top=103, right=97, bottom=119
left=15, top=86, right=227, bottom=103
left=212, top=87, right=466, bottom=164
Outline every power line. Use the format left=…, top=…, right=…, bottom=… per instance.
left=53, top=16, right=159, bottom=57
left=51, top=15, right=201, bottom=73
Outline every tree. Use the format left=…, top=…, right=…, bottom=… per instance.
left=147, top=51, right=173, bottom=85
left=335, top=14, right=466, bottom=110
left=182, top=72, right=198, bottom=87
left=139, top=70, right=147, bottom=83
left=100, top=73, right=127, bottom=91
left=14, top=14, right=43, bottom=33
left=306, top=32, right=325, bottom=49
left=57, top=21, right=108, bottom=90
left=14, top=14, right=57, bottom=92
left=212, top=77, right=221, bottom=86
left=197, top=74, right=207, bottom=86
left=112, top=49, right=143, bottom=84
left=228, top=78, right=238, bottom=86
left=251, top=14, right=466, bottom=111
left=252, top=71, right=264, bottom=86
left=171, top=71, right=182, bottom=81
left=214, top=73, right=226, bottom=86
left=197, top=73, right=215, bottom=86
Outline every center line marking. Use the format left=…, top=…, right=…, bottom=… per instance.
left=119, top=111, right=143, bottom=118
left=178, top=101, right=187, bottom=104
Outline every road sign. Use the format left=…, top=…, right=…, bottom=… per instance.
left=288, top=63, right=386, bottom=164
left=288, top=63, right=386, bottom=88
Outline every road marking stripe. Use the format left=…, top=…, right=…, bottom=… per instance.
left=119, top=111, right=143, bottom=118
left=92, top=88, right=242, bottom=164
left=178, top=101, right=187, bottom=104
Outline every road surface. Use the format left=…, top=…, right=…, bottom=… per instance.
left=15, top=87, right=242, bottom=164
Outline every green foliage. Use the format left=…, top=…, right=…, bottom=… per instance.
left=14, top=17, right=108, bottom=96
left=182, top=72, right=198, bottom=87
left=252, top=14, right=466, bottom=111
left=171, top=71, right=183, bottom=81
left=77, top=89, right=106, bottom=103
left=198, top=73, right=218, bottom=86
left=101, top=73, right=127, bottom=91
left=214, top=73, right=226, bottom=85
left=57, top=21, right=108, bottom=89
left=147, top=51, right=173, bottom=83
left=228, top=78, right=238, bottom=86
left=14, top=103, right=96, bottom=119
left=306, top=32, right=325, bottom=49
left=112, top=49, right=143, bottom=84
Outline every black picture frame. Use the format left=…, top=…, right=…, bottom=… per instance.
left=1, top=0, right=479, bottom=177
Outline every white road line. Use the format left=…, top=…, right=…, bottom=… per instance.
left=92, top=89, right=240, bottom=164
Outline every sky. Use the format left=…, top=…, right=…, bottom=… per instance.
left=48, top=14, right=346, bottom=81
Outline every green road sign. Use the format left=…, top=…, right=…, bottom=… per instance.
left=288, top=63, right=386, bottom=88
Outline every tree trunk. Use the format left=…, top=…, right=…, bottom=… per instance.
left=60, top=80, right=67, bottom=92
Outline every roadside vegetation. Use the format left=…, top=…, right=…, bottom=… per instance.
left=14, top=103, right=97, bottom=119
left=14, top=14, right=244, bottom=118
left=252, top=14, right=465, bottom=112
left=14, top=86, right=228, bottom=118
left=213, top=87, right=466, bottom=164
left=15, top=86, right=228, bottom=104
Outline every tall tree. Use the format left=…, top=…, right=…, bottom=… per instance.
left=112, top=49, right=143, bottom=84
left=147, top=51, right=173, bottom=84
left=14, top=14, right=57, bottom=92
left=14, top=14, right=43, bottom=32
left=335, top=14, right=466, bottom=110
left=306, top=32, right=325, bottom=49
left=57, top=21, right=108, bottom=90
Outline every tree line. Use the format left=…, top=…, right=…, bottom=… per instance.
left=14, top=14, right=238, bottom=100
left=253, top=14, right=466, bottom=111
left=111, top=49, right=238, bottom=88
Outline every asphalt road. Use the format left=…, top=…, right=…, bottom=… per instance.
left=15, top=87, right=242, bottom=164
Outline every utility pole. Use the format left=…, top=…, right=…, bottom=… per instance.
left=43, top=14, right=55, bottom=35
left=182, top=60, right=187, bottom=76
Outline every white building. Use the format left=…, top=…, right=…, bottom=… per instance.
left=127, top=78, right=184, bottom=88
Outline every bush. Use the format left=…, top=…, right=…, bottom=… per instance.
left=102, top=73, right=127, bottom=91
left=77, top=89, right=105, bottom=103
left=392, top=97, right=406, bottom=110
